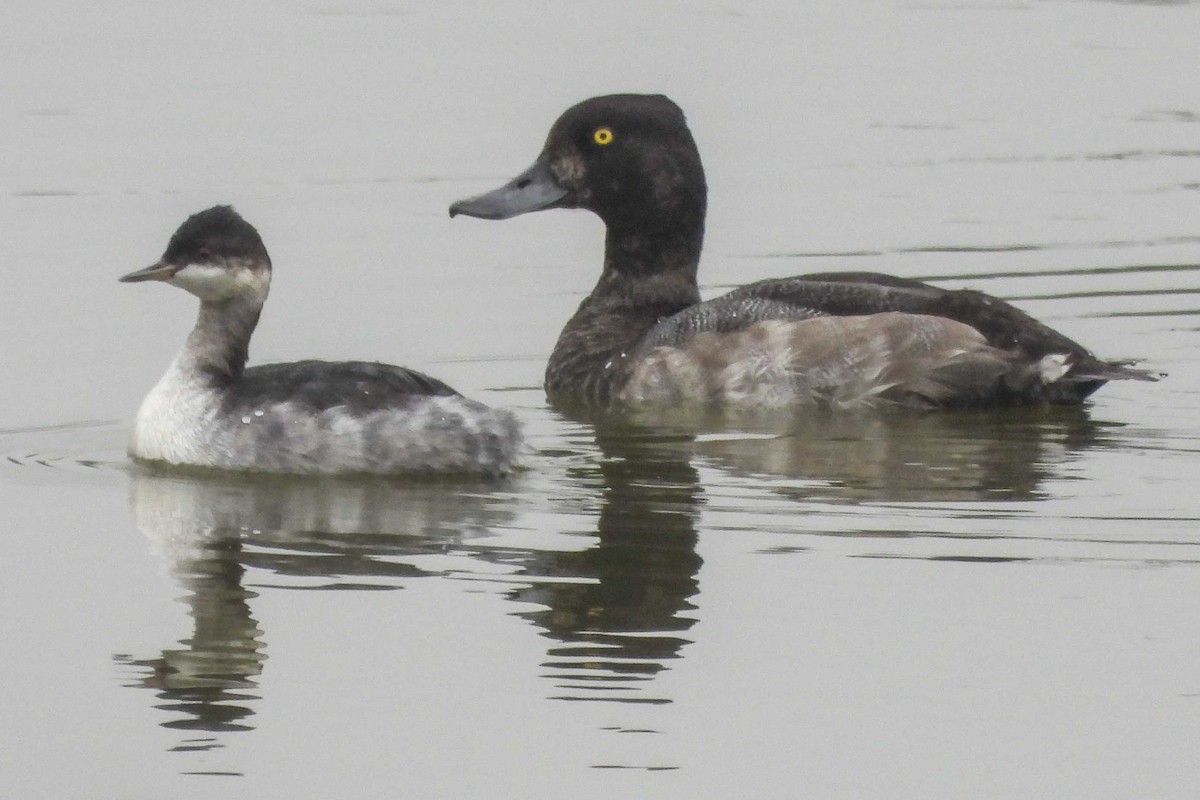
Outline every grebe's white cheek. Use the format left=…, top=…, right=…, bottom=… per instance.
left=169, top=263, right=235, bottom=300
left=170, top=263, right=267, bottom=302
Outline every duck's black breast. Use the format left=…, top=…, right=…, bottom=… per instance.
left=227, top=360, right=459, bottom=416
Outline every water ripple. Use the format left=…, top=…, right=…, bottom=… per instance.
left=743, top=238, right=1200, bottom=261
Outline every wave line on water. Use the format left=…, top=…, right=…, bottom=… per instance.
left=737, top=238, right=1200, bottom=264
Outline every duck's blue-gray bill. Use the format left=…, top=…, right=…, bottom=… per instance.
left=449, top=156, right=567, bottom=220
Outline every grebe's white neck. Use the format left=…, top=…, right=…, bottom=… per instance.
left=171, top=261, right=271, bottom=386
left=130, top=267, right=269, bottom=465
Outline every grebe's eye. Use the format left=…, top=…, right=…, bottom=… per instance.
left=592, top=127, right=614, bottom=146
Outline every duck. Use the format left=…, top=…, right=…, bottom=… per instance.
left=449, top=93, right=1157, bottom=410
left=120, top=206, right=522, bottom=476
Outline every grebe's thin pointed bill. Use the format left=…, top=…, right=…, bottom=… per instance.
left=119, top=261, right=177, bottom=283
left=449, top=155, right=568, bottom=220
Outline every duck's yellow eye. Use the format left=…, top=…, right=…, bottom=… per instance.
left=593, top=127, right=614, bottom=146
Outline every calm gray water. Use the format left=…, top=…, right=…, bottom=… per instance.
left=3, top=1, right=1199, bottom=797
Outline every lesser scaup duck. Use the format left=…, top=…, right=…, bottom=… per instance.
left=450, top=94, right=1156, bottom=410
left=121, top=206, right=522, bottom=476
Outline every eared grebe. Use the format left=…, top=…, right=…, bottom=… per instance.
left=121, top=206, right=522, bottom=476
left=450, top=94, right=1158, bottom=410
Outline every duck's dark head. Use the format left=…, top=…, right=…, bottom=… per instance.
left=120, top=205, right=272, bottom=304
left=450, top=94, right=707, bottom=236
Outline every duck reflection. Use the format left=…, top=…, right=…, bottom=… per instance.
left=517, top=403, right=1108, bottom=701
left=510, top=427, right=703, bottom=703
left=116, top=469, right=516, bottom=741
left=610, top=403, right=1107, bottom=503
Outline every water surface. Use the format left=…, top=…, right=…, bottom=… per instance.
left=2, top=1, right=1199, bottom=797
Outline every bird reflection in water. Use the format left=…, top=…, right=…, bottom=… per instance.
left=517, top=402, right=1109, bottom=702
left=113, top=404, right=1106, bottom=727
left=115, top=469, right=516, bottom=749
left=510, top=425, right=704, bottom=704
left=115, top=486, right=264, bottom=746
left=115, top=540, right=262, bottom=745
left=617, top=403, right=1108, bottom=503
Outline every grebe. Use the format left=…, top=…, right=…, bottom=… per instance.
left=450, top=93, right=1157, bottom=410
left=121, top=206, right=521, bottom=476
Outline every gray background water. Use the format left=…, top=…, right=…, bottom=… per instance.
left=2, top=1, right=1198, bottom=797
